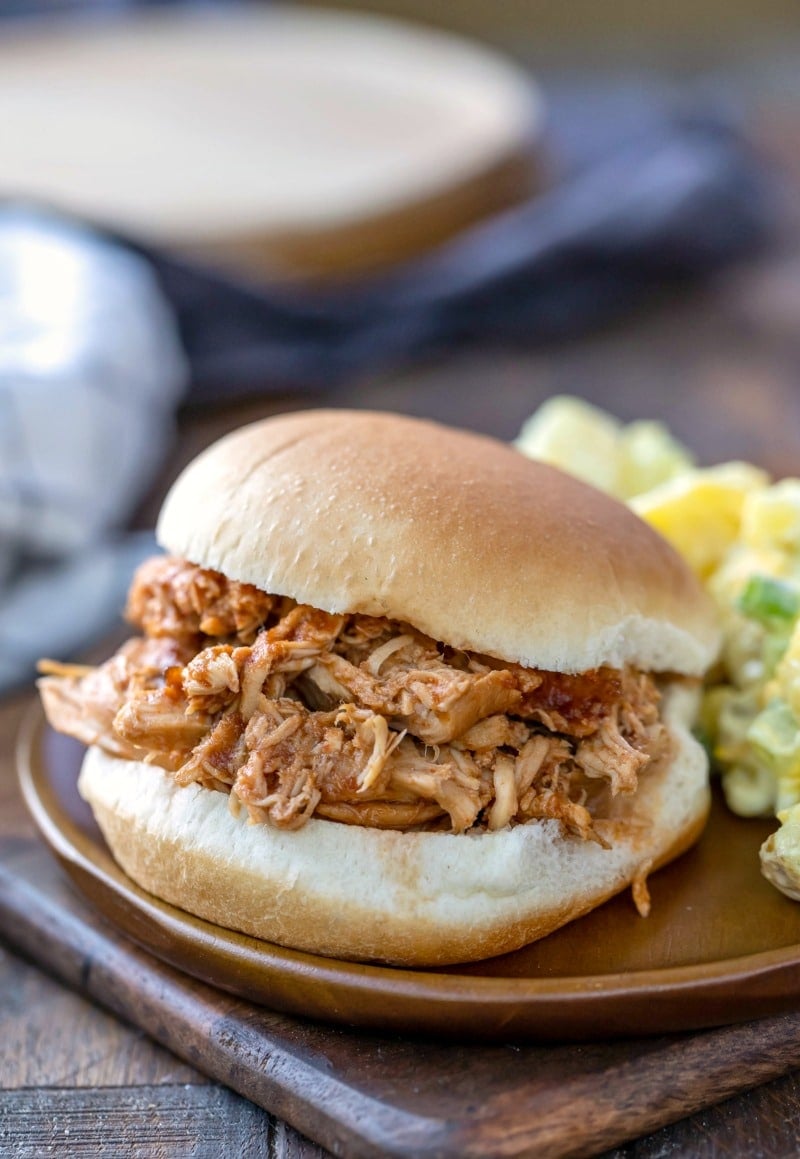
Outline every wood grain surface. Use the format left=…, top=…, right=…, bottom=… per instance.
left=4, top=84, right=800, bottom=1159
left=9, top=787, right=800, bottom=1159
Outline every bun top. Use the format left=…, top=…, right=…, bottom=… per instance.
left=157, top=410, right=719, bottom=675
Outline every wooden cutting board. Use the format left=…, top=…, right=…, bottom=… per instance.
left=4, top=728, right=800, bottom=1159
left=0, top=7, right=541, bottom=279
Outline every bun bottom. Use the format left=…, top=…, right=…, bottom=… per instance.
left=78, top=687, right=709, bottom=966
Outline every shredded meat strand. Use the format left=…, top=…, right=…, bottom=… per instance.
left=126, top=556, right=278, bottom=643
left=632, top=859, right=654, bottom=917
left=308, top=648, right=523, bottom=744
left=40, top=555, right=670, bottom=842
left=38, top=637, right=195, bottom=762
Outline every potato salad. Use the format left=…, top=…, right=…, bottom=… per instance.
left=516, top=396, right=800, bottom=899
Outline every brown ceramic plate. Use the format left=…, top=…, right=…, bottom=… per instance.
left=18, top=706, right=800, bottom=1041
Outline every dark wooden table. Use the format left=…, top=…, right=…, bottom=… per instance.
left=3, top=101, right=800, bottom=1159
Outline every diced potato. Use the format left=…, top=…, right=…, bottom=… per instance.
left=747, top=700, right=800, bottom=811
left=616, top=420, right=695, bottom=499
left=711, top=545, right=789, bottom=606
left=722, top=761, right=778, bottom=818
left=514, top=395, right=621, bottom=494
left=710, top=685, right=761, bottom=765
left=775, top=623, right=800, bottom=719
left=630, top=463, right=769, bottom=579
left=709, top=604, right=766, bottom=690
left=741, top=480, right=800, bottom=553
left=761, top=804, right=800, bottom=900
left=515, top=395, right=695, bottom=502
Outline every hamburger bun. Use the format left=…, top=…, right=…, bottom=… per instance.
left=79, top=684, right=708, bottom=966
left=46, top=409, right=720, bottom=966
left=156, top=410, right=718, bottom=676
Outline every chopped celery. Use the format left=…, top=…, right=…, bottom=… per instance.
left=747, top=699, right=800, bottom=810
left=737, top=575, right=800, bottom=625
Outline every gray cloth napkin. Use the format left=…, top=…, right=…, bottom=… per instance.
left=132, top=109, right=774, bottom=400
left=0, top=207, right=187, bottom=693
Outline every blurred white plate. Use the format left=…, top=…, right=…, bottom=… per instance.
left=0, top=6, right=542, bottom=277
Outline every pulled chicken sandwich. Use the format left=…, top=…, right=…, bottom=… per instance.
left=39, top=410, right=720, bottom=966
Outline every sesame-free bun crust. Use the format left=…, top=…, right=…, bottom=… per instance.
left=78, top=687, right=708, bottom=966
left=157, top=410, right=718, bottom=675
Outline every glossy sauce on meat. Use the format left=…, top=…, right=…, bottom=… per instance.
left=40, top=556, right=669, bottom=839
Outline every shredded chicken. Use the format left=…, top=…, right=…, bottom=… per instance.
left=238, top=606, right=344, bottom=719
left=40, top=555, right=671, bottom=842
left=38, top=637, right=195, bottom=761
left=126, top=555, right=277, bottom=642
left=306, top=648, right=522, bottom=744
left=631, top=859, right=654, bottom=918
left=576, top=714, right=652, bottom=796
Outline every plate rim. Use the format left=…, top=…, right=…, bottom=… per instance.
left=18, top=703, right=800, bottom=1037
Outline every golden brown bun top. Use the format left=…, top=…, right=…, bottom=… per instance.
left=156, top=409, right=719, bottom=675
